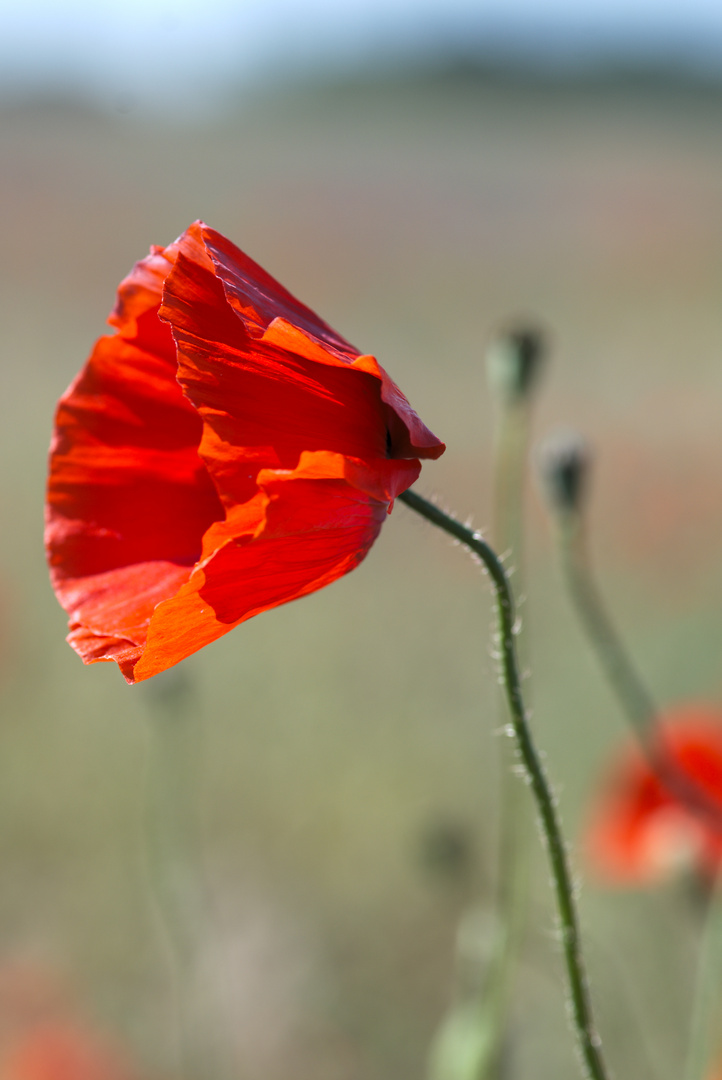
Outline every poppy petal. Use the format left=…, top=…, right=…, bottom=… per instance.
left=46, top=241, right=225, bottom=654
left=159, top=239, right=389, bottom=480
left=200, top=223, right=362, bottom=354
left=201, top=220, right=445, bottom=459
left=159, top=224, right=444, bottom=481
left=258, top=317, right=445, bottom=460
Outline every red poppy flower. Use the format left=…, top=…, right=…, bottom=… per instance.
left=46, top=222, right=444, bottom=683
left=0, top=1022, right=135, bottom=1080
left=583, top=706, right=722, bottom=885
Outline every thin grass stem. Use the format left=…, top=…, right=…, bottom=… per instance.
left=684, top=873, right=722, bottom=1080
left=141, top=672, right=234, bottom=1080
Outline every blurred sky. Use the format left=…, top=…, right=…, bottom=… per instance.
left=5, top=0, right=722, bottom=118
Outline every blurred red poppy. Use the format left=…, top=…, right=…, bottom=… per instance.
left=0, top=1022, right=135, bottom=1080
left=46, top=222, right=444, bottom=683
left=584, top=706, right=722, bottom=885
left=708, top=1057, right=722, bottom=1080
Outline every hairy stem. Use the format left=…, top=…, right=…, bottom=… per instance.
left=399, top=487, right=609, bottom=1080
left=487, top=398, right=533, bottom=1076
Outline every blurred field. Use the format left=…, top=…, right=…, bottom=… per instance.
left=2, top=66, right=722, bottom=1078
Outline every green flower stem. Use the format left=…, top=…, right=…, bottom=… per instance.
left=556, top=513, right=655, bottom=738
left=488, top=397, right=534, bottom=1074
left=557, top=512, right=722, bottom=834
left=399, top=487, right=609, bottom=1080
left=554, top=513, right=722, bottom=1080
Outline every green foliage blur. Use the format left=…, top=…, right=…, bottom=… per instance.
left=2, top=65, right=722, bottom=1078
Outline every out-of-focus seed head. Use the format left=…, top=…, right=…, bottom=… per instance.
left=537, top=429, right=591, bottom=515
left=486, top=322, right=546, bottom=404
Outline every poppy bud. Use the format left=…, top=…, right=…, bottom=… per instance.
left=486, top=323, right=546, bottom=404
left=537, top=429, right=590, bottom=515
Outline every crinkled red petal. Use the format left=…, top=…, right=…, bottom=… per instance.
left=159, top=250, right=390, bottom=504
left=46, top=240, right=224, bottom=659
left=199, top=225, right=441, bottom=455
left=160, top=223, right=445, bottom=479
left=201, top=224, right=359, bottom=354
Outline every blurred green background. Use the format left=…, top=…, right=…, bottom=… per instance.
left=3, top=47, right=722, bottom=1080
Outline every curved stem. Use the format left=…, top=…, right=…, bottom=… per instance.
left=399, top=488, right=609, bottom=1080
left=560, top=519, right=656, bottom=734
left=558, top=516, right=722, bottom=834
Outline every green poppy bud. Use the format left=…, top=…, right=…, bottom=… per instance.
left=537, top=429, right=590, bottom=515
left=486, top=323, right=546, bottom=404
